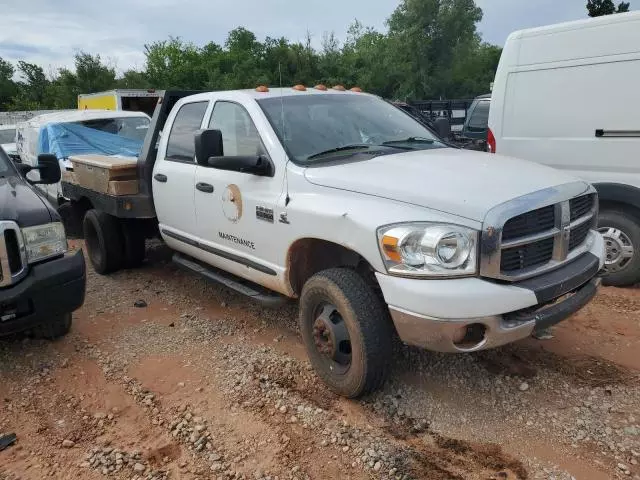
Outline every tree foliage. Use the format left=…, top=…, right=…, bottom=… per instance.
left=0, top=0, right=502, bottom=111
left=587, top=0, right=631, bottom=16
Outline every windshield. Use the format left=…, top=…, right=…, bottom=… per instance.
left=0, top=128, right=16, bottom=144
left=77, top=116, right=150, bottom=142
left=258, top=94, right=445, bottom=164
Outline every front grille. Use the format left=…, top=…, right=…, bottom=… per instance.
left=569, top=221, right=591, bottom=251
left=502, top=205, right=555, bottom=241
left=570, top=194, right=595, bottom=221
left=501, top=238, right=555, bottom=272
left=481, top=186, right=598, bottom=281
left=0, top=222, right=26, bottom=288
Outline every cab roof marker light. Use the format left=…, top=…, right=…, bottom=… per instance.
left=350, top=87, right=363, bottom=93
left=332, top=85, right=346, bottom=91
left=293, top=85, right=307, bottom=91
left=314, top=84, right=328, bottom=91
left=256, top=85, right=269, bottom=93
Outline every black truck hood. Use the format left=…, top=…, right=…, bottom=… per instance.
left=0, top=175, right=55, bottom=227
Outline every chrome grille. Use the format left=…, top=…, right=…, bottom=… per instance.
left=0, top=221, right=27, bottom=288
left=480, top=183, right=598, bottom=281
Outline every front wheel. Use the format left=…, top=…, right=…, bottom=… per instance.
left=31, top=313, right=72, bottom=340
left=299, top=268, right=393, bottom=398
left=597, top=208, right=640, bottom=287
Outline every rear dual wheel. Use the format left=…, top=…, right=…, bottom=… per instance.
left=82, top=210, right=145, bottom=274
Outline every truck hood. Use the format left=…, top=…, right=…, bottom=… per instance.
left=303, top=148, right=581, bottom=222
left=0, top=175, right=53, bottom=227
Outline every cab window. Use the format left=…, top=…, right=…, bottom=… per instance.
left=166, top=101, right=208, bottom=162
left=208, top=102, right=262, bottom=157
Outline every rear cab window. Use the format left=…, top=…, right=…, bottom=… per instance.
left=166, top=102, right=209, bottom=162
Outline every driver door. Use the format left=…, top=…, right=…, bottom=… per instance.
left=193, top=99, right=283, bottom=282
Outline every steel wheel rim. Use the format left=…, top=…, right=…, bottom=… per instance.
left=312, top=303, right=352, bottom=375
left=598, top=227, right=634, bottom=273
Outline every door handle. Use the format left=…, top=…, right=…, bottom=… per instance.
left=154, top=173, right=167, bottom=183
left=196, top=182, right=214, bottom=193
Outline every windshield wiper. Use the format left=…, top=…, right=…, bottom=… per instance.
left=307, top=144, right=373, bottom=160
left=382, top=137, right=436, bottom=147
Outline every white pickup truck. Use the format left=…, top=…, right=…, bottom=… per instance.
left=59, top=88, right=605, bottom=397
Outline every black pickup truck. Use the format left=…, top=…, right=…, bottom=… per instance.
left=0, top=149, right=85, bottom=338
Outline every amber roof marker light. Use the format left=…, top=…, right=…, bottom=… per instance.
left=293, top=85, right=307, bottom=91
left=314, top=84, right=328, bottom=91
left=350, top=87, right=363, bottom=93
left=255, top=85, right=269, bottom=92
left=332, top=85, right=346, bottom=91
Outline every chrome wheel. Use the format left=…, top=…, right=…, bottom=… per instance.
left=598, top=227, right=635, bottom=273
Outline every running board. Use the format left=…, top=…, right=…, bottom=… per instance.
left=172, top=253, right=287, bottom=307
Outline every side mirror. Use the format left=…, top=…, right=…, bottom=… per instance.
left=434, top=118, right=451, bottom=139
left=195, top=129, right=223, bottom=166
left=35, top=154, right=61, bottom=185
left=208, top=155, right=273, bottom=177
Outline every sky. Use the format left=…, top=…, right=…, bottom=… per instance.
left=0, top=0, right=632, bottom=77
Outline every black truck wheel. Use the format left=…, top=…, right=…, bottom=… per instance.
left=83, top=209, right=125, bottom=274
left=598, top=208, right=640, bottom=287
left=32, top=313, right=72, bottom=339
left=121, top=221, right=146, bottom=268
left=299, top=268, right=393, bottom=398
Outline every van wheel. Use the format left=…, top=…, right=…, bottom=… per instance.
left=299, top=268, right=393, bottom=398
left=32, top=313, right=72, bottom=340
left=121, top=221, right=146, bottom=268
left=598, top=208, right=640, bottom=287
left=83, top=209, right=124, bottom=274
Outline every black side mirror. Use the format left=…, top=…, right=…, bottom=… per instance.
left=208, top=155, right=273, bottom=177
left=434, top=118, right=451, bottom=139
left=195, top=129, right=223, bottom=166
left=35, top=154, right=61, bottom=184
left=18, top=154, right=61, bottom=185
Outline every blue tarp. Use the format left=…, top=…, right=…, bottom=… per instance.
left=38, top=122, right=143, bottom=159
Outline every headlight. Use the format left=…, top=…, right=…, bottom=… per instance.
left=21, top=222, right=67, bottom=264
left=378, top=223, right=478, bottom=278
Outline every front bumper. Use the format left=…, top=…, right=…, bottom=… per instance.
left=0, top=250, right=86, bottom=336
left=377, top=232, right=604, bottom=353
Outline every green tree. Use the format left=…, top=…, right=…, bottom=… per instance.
left=386, top=0, right=484, bottom=99
left=11, top=61, right=50, bottom=109
left=0, top=57, right=17, bottom=109
left=587, top=0, right=631, bottom=16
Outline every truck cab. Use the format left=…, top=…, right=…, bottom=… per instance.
left=0, top=149, right=85, bottom=339
left=61, top=87, right=605, bottom=398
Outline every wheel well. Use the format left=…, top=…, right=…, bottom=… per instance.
left=599, top=200, right=640, bottom=222
left=287, top=238, right=379, bottom=296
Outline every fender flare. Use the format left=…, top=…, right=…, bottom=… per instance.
left=593, top=183, right=640, bottom=211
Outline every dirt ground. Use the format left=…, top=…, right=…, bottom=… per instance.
left=1, top=241, right=639, bottom=480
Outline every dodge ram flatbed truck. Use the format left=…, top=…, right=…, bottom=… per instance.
left=61, top=87, right=605, bottom=398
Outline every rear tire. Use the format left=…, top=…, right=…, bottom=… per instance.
left=83, top=209, right=124, bottom=274
left=598, top=208, right=640, bottom=287
left=299, top=268, right=393, bottom=398
left=121, top=221, right=146, bottom=268
left=32, top=313, right=72, bottom=340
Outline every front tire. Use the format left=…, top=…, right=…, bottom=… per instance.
left=598, top=208, right=640, bottom=287
left=32, top=313, right=72, bottom=340
left=83, top=209, right=125, bottom=274
left=299, top=268, right=393, bottom=398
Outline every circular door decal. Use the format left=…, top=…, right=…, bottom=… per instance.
left=222, top=184, right=243, bottom=223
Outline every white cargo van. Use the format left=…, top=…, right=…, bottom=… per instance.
left=488, top=11, right=640, bottom=286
